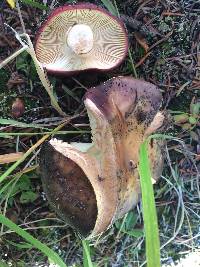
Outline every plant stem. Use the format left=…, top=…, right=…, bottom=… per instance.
left=0, top=46, right=28, bottom=69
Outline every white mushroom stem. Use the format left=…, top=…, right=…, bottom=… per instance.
left=67, top=24, right=94, bottom=55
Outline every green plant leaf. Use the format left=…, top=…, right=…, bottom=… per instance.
left=124, top=211, right=138, bottom=231
left=20, top=191, right=38, bottom=203
left=189, top=116, right=197, bottom=125
left=173, top=114, right=189, bottom=124
left=5, top=239, right=33, bottom=249
left=100, top=0, right=118, bottom=16
left=0, top=260, right=9, bottom=267
left=115, top=211, right=137, bottom=232
left=16, top=51, right=29, bottom=74
left=124, top=229, right=144, bottom=238
left=0, top=214, right=67, bottom=267
left=7, top=176, right=32, bottom=198
left=82, top=240, right=94, bottom=267
left=20, top=0, right=48, bottom=10
left=138, top=139, right=161, bottom=267
left=190, top=103, right=200, bottom=115
left=17, top=175, right=32, bottom=191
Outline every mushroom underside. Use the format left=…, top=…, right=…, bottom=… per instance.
left=40, top=142, right=98, bottom=237
left=35, top=4, right=128, bottom=73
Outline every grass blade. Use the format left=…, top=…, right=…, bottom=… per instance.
left=0, top=214, right=67, bottom=267
left=138, top=139, right=161, bottom=267
left=0, top=130, right=89, bottom=137
left=100, top=0, right=118, bottom=16
left=5, top=239, right=33, bottom=249
left=0, top=121, right=67, bottom=184
left=0, top=118, right=49, bottom=130
left=82, top=240, right=94, bottom=267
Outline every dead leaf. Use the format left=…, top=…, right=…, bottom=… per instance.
left=134, top=32, right=149, bottom=53
left=6, top=0, right=15, bottom=8
left=0, top=152, right=24, bottom=164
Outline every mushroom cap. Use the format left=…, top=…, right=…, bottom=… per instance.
left=35, top=4, right=128, bottom=75
left=85, top=76, right=164, bottom=219
left=85, top=76, right=162, bottom=122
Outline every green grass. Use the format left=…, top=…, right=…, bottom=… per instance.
left=0, top=214, right=67, bottom=267
left=139, top=138, right=161, bottom=267
left=82, top=240, right=94, bottom=267
left=20, top=0, right=48, bottom=10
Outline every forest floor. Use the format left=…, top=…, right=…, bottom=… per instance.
left=0, top=0, right=200, bottom=266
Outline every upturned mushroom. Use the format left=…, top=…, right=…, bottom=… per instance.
left=40, top=76, right=164, bottom=238
left=35, top=4, right=128, bottom=75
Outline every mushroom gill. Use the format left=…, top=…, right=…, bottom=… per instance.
left=35, top=4, right=128, bottom=74
left=40, top=76, right=164, bottom=238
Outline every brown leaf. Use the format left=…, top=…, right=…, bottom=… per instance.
left=0, top=152, right=24, bottom=164
left=11, top=98, right=25, bottom=118
left=134, top=32, right=149, bottom=53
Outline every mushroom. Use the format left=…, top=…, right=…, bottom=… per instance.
left=35, top=4, right=128, bottom=75
left=40, top=76, right=164, bottom=238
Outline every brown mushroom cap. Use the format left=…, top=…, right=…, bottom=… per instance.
left=85, top=76, right=162, bottom=122
left=84, top=76, right=164, bottom=219
left=40, top=76, right=164, bottom=238
left=35, top=4, right=128, bottom=75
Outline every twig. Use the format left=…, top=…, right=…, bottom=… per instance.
left=16, top=0, right=26, bottom=33
left=162, top=11, right=185, bottom=16
left=121, top=14, right=161, bottom=37
left=135, top=31, right=173, bottom=68
left=149, top=31, right=173, bottom=51
left=135, top=52, right=151, bottom=68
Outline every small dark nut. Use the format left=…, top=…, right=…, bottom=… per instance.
left=11, top=98, right=25, bottom=118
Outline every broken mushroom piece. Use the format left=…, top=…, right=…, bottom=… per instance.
left=35, top=4, right=128, bottom=75
left=40, top=76, right=164, bottom=238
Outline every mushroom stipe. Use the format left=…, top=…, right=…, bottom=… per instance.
left=40, top=76, right=165, bottom=239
